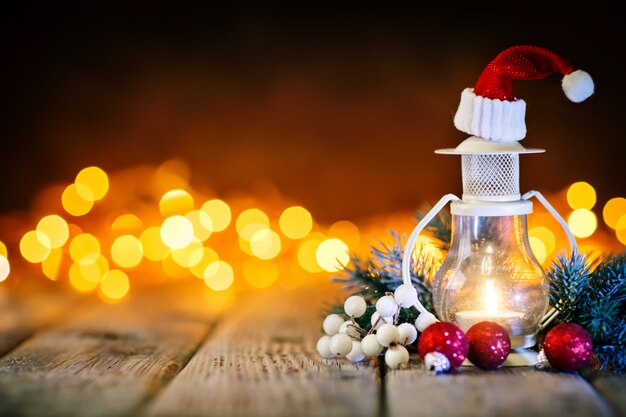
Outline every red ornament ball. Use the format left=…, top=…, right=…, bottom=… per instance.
left=466, top=321, right=511, bottom=369
left=543, top=322, right=593, bottom=372
left=418, top=321, right=469, bottom=370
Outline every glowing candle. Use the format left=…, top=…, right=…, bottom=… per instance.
left=455, top=280, right=524, bottom=337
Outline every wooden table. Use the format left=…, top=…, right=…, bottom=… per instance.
left=0, top=279, right=624, bottom=417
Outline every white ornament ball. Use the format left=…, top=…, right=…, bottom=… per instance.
left=397, top=322, right=418, bottom=346
left=339, top=320, right=361, bottom=339
left=376, top=295, right=398, bottom=318
left=329, top=333, right=353, bottom=356
left=361, top=334, right=384, bottom=357
left=376, top=323, right=399, bottom=347
left=344, top=295, right=367, bottom=318
left=415, top=311, right=438, bottom=332
left=316, top=335, right=334, bottom=359
left=394, top=284, right=417, bottom=308
left=424, top=351, right=451, bottom=374
left=323, top=313, right=345, bottom=336
left=385, top=345, right=410, bottom=370
left=346, top=341, right=366, bottom=362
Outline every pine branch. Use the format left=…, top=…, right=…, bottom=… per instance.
left=546, top=251, right=591, bottom=322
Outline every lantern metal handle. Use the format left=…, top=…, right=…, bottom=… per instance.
left=401, top=194, right=460, bottom=314
left=522, top=190, right=578, bottom=329
left=521, top=190, right=577, bottom=253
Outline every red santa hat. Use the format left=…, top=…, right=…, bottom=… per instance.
left=453, top=45, right=594, bottom=143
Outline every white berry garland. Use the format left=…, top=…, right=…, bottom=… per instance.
left=317, top=292, right=432, bottom=370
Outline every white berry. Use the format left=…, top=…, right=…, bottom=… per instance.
left=376, top=295, right=398, bottom=318
left=414, top=311, right=438, bottom=332
left=323, top=313, right=345, bottom=336
left=361, top=334, right=384, bottom=357
left=339, top=320, right=361, bottom=339
left=370, top=312, right=392, bottom=330
left=329, top=333, right=353, bottom=356
left=376, top=323, right=399, bottom=347
left=385, top=345, right=409, bottom=370
left=394, top=284, right=417, bottom=308
left=344, top=295, right=367, bottom=318
left=397, top=323, right=418, bottom=345
left=316, top=335, right=334, bottom=359
left=346, top=341, right=366, bottom=362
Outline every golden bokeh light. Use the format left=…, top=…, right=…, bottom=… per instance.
left=70, top=233, right=101, bottom=262
left=615, top=215, right=626, bottom=245
left=186, top=210, right=213, bottom=241
left=568, top=209, right=597, bottom=238
left=41, top=248, right=63, bottom=281
left=200, top=199, right=231, bottom=232
left=279, top=206, right=312, bottom=239
left=189, top=247, right=220, bottom=278
left=529, top=226, right=556, bottom=256
left=250, top=229, right=282, bottom=260
left=140, top=226, right=169, bottom=261
left=62, top=184, right=94, bottom=216
left=111, top=214, right=144, bottom=234
left=603, top=197, right=626, bottom=229
left=171, top=238, right=203, bottom=267
left=316, top=238, right=350, bottom=272
left=69, top=233, right=101, bottom=263
left=236, top=208, right=269, bottom=237
left=0, top=241, right=7, bottom=258
left=159, top=189, right=194, bottom=217
left=69, top=262, right=99, bottom=292
left=0, top=255, right=9, bottom=282
left=99, top=270, right=130, bottom=301
left=239, top=222, right=268, bottom=242
left=75, top=166, right=109, bottom=201
left=529, top=237, right=548, bottom=265
left=566, top=181, right=596, bottom=210
left=20, top=231, right=51, bottom=263
left=297, top=238, right=324, bottom=273
left=243, top=258, right=278, bottom=288
left=160, top=215, right=194, bottom=249
left=36, top=215, right=69, bottom=249
left=111, top=235, right=144, bottom=268
left=328, top=220, right=360, bottom=249
left=79, top=254, right=109, bottom=284
left=204, top=260, right=234, bottom=291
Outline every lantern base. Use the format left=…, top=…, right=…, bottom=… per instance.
left=461, top=348, right=539, bottom=368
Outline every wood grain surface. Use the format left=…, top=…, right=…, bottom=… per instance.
left=146, top=287, right=380, bottom=417
left=0, top=281, right=624, bottom=417
left=0, top=283, right=217, bottom=417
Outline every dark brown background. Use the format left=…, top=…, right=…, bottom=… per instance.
left=1, top=2, right=623, bottom=223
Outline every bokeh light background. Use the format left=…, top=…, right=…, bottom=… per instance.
left=0, top=3, right=624, bottom=301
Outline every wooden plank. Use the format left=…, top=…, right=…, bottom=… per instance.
left=386, top=359, right=615, bottom=417
left=588, top=374, right=626, bottom=416
left=0, top=281, right=80, bottom=357
left=146, top=286, right=380, bottom=417
left=0, top=282, right=219, bottom=417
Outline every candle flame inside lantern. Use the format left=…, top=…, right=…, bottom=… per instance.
left=484, top=280, right=499, bottom=313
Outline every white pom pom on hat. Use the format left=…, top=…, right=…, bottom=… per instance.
left=453, top=45, right=594, bottom=143
left=562, top=69, right=594, bottom=103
